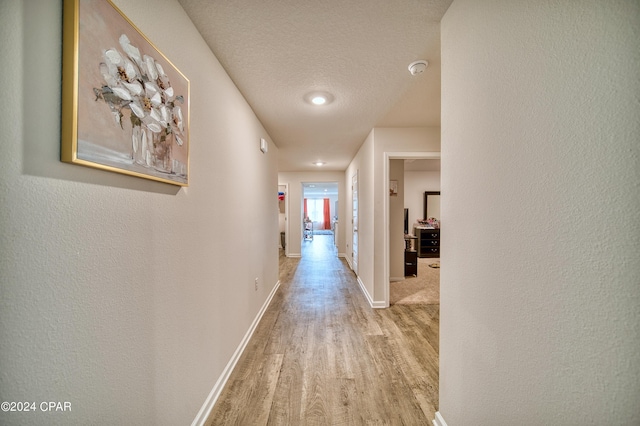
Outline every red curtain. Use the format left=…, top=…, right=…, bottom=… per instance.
left=303, top=198, right=308, bottom=220
left=323, top=198, right=331, bottom=230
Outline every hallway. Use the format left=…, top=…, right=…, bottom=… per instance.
left=206, top=235, right=439, bottom=425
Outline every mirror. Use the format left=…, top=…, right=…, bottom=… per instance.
left=424, top=191, right=441, bottom=220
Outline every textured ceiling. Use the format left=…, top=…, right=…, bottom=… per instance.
left=303, top=182, right=339, bottom=198
left=405, top=159, right=440, bottom=171
left=177, top=0, right=453, bottom=171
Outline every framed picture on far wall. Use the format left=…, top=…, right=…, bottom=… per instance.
left=61, top=0, right=190, bottom=186
left=390, top=180, right=398, bottom=196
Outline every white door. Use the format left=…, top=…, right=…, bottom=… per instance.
left=352, top=171, right=359, bottom=274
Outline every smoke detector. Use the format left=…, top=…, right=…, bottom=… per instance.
left=408, top=60, right=429, bottom=76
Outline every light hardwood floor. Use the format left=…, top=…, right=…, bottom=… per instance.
left=206, top=234, right=439, bottom=425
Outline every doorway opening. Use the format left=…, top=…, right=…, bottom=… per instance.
left=278, top=183, right=288, bottom=256
left=383, top=152, right=441, bottom=307
left=302, top=182, right=339, bottom=255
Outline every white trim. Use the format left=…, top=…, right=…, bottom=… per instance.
left=281, top=183, right=289, bottom=257
left=371, top=300, right=388, bottom=309
left=382, top=151, right=440, bottom=308
left=383, top=153, right=391, bottom=307
left=337, top=252, right=346, bottom=258
left=287, top=253, right=301, bottom=258
left=345, top=254, right=354, bottom=270
left=355, top=276, right=388, bottom=309
left=389, top=276, right=405, bottom=282
left=356, top=276, right=370, bottom=303
left=191, top=279, right=282, bottom=426
left=351, top=170, right=359, bottom=276
left=432, top=411, right=448, bottom=426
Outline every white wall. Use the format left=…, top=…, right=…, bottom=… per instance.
left=405, top=170, right=440, bottom=230
left=345, top=132, right=375, bottom=298
left=440, top=1, right=640, bottom=424
left=278, top=171, right=346, bottom=257
left=0, top=1, right=279, bottom=425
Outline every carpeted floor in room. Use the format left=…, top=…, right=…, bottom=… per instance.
left=390, top=258, right=440, bottom=305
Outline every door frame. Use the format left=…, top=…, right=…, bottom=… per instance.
left=301, top=180, right=341, bottom=256
left=279, top=183, right=289, bottom=256
left=351, top=170, right=359, bottom=275
left=382, top=151, right=441, bottom=306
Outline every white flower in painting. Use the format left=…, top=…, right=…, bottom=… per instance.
left=94, top=33, right=187, bottom=170
left=129, top=99, right=145, bottom=119
left=99, top=63, right=118, bottom=87
left=110, top=86, right=133, bottom=101
left=164, top=86, right=174, bottom=100
left=119, top=34, right=143, bottom=70
left=144, top=81, right=163, bottom=107
left=122, top=57, right=139, bottom=81
left=122, top=80, right=143, bottom=97
left=104, top=48, right=123, bottom=67
left=155, top=62, right=165, bottom=78
left=149, top=107, right=165, bottom=127
left=143, top=54, right=158, bottom=81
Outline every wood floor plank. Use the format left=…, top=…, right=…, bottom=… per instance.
left=234, top=353, right=284, bottom=426
left=206, top=235, right=439, bottom=425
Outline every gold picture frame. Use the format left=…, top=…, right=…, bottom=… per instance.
left=61, top=0, right=190, bottom=186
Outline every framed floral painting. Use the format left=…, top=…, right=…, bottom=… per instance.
left=61, top=0, right=190, bottom=186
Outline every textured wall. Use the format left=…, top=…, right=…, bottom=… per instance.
left=345, top=132, right=375, bottom=297
left=404, top=171, right=440, bottom=228
left=0, top=1, right=279, bottom=425
left=440, top=0, right=640, bottom=424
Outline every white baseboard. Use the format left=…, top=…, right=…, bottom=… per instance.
left=389, top=276, right=404, bottom=282
left=356, top=275, right=371, bottom=303
left=191, top=279, right=282, bottom=426
left=345, top=256, right=353, bottom=270
left=337, top=252, right=346, bottom=258
left=355, top=275, right=387, bottom=309
left=432, top=411, right=448, bottom=426
left=286, top=253, right=301, bottom=258
left=371, top=300, right=388, bottom=309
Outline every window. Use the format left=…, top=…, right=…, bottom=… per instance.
left=306, top=198, right=324, bottom=222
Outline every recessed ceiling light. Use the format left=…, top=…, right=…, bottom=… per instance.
left=304, top=91, right=334, bottom=106
left=311, top=96, right=326, bottom=105
left=313, top=161, right=326, bottom=166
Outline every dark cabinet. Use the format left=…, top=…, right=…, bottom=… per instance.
left=404, top=250, right=418, bottom=276
left=415, top=227, right=440, bottom=258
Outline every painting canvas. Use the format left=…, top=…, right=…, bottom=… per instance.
left=390, top=180, right=398, bottom=196
left=62, top=0, right=190, bottom=186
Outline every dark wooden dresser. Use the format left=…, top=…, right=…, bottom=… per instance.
left=414, top=227, right=440, bottom=258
